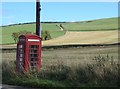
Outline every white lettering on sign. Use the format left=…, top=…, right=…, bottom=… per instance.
left=28, top=39, right=40, bottom=42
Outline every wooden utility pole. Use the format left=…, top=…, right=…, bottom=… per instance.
left=36, top=0, right=41, bottom=37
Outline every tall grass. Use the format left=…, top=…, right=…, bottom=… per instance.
left=2, top=55, right=119, bottom=87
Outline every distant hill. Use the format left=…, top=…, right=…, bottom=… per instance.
left=1, top=17, right=118, bottom=44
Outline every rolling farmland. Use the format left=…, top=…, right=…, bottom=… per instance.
left=1, top=17, right=119, bottom=87
left=1, top=17, right=119, bottom=45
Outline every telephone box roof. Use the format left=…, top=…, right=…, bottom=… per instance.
left=19, top=34, right=41, bottom=38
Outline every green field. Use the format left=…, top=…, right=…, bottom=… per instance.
left=1, top=17, right=118, bottom=44
left=63, top=17, right=118, bottom=31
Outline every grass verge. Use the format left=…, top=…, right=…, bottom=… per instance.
left=2, top=55, right=119, bottom=88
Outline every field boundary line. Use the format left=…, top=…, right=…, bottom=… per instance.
left=1, top=43, right=119, bottom=51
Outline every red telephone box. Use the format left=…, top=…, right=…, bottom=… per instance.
left=16, top=34, right=41, bottom=73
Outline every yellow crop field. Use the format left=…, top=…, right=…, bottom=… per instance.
left=43, top=30, right=119, bottom=46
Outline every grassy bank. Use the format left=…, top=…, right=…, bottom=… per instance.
left=2, top=45, right=119, bottom=88
left=2, top=54, right=119, bottom=88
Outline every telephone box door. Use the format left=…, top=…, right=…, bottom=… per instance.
left=28, top=45, right=40, bottom=71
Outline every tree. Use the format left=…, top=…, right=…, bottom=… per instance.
left=12, top=30, right=31, bottom=43
left=11, top=32, right=19, bottom=43
left=44, top=31, right=51, bottom=40
left=41, top=30, right=51, bottom=41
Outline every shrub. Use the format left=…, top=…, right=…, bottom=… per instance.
left=41, top=30, right=51, bottom=40
left=11, top=30, right=31, bottom=43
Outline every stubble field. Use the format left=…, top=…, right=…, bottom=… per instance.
left=2, top=45, right=118, bottom=66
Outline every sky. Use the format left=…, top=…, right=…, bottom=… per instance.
left=1, top=2, right=118, bottom=26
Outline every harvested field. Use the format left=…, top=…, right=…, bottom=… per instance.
left=2, top=45, right=118, bottom=66
left=43, top=30, right=119, bottom=46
